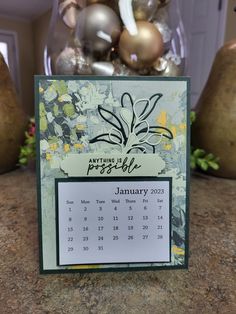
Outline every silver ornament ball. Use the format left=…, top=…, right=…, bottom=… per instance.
left=75, top=4, right=121, bottom=55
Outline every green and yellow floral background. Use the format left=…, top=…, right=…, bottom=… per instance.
left=37, top=78, right=189, bottom=271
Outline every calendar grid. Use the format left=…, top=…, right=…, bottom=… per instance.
left=55, top=177, right=172, bottom=267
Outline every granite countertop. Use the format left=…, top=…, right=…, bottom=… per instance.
left=0, top=169, right=235, bottom=314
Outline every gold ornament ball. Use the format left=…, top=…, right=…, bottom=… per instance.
left=133, top=0, right=158, bottom=21
left=119, top=21, right=164, bottom=70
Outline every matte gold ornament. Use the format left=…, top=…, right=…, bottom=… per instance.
left=133, top=0, right=158, bottom=21
left=55, top=47, right=92, bottom=75
left=75, top=4, right=121, bottom=54
left=59, top=0, right=81, bottom=28
left=119, top=21, right=164, bottom=70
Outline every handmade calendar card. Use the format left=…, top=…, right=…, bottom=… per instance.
left=35, top=76, right=190, bottom=273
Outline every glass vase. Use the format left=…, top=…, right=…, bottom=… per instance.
left=44, top=0, right=187, bottom=77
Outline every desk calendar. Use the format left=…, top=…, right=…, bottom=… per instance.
left=36, top=76, right=190, bottom=273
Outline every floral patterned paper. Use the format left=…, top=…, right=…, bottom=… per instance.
left=37, top=77, right=189, bottom=272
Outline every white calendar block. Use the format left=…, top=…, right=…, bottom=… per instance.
left=56, top=178, right=171, bottom=266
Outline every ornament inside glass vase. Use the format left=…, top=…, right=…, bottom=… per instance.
left=59, top=0, right=82, bottom=28
left=119, top=21, right=164, bottom=70
left=75, top=4, right=121, bottom=55
left=55, top=47, right=92, bottom=75
left=45, top=0, right=186, bottom=77
left=132, top=0, right=158, bottom=21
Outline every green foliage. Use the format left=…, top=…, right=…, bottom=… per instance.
left=18, top=118, right=36, bottom=166
left=190, top=148, right=220, bottom=172
left=190, top=111, right=220, bottom=172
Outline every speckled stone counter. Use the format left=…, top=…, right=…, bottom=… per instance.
left=0, top=169, right=235, bottom=314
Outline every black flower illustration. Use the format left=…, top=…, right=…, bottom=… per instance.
left=90, top=92, right=173, bottom=154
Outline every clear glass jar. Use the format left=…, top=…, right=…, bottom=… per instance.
left=44, top=0, right=187, bottom=77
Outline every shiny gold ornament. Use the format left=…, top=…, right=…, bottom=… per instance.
left=119, top=21, right=164, bottom=70
left=157, top=0, right=170, bottom=8
left=59, top=0, right=81, bottom=28
left=55, top=47, right=92, bottom=75
left=76, top=4, right=121, bottom=54
left=133, top=0, right=158, bottom=21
